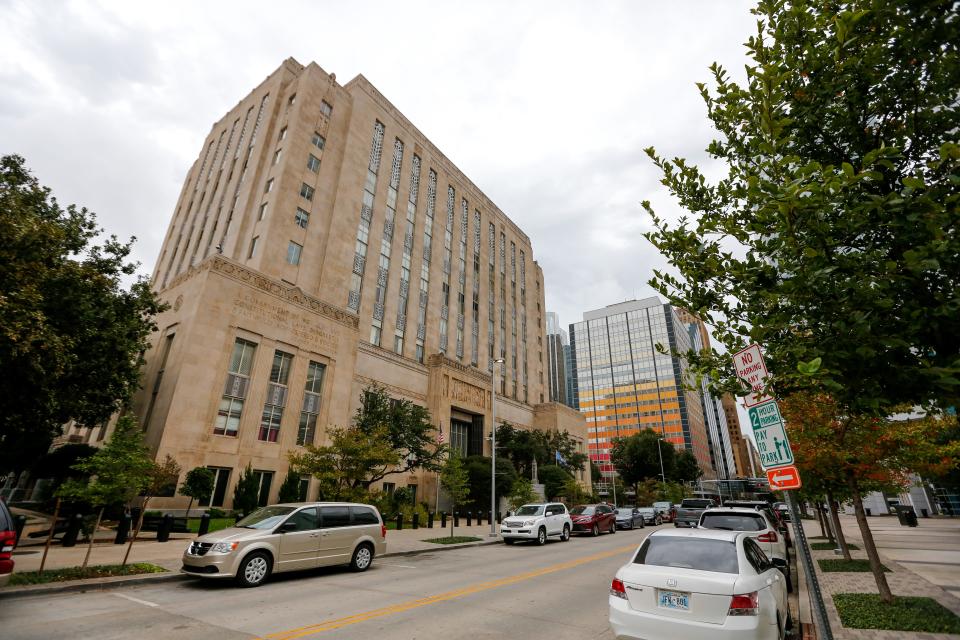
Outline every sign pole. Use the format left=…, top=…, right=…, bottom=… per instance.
left=787, top=490, right=833, bottom=640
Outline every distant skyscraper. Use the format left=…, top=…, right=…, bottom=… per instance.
left=545, top=312, right=572, bottom=407
left=722, top=394, right=757, bottom=477
left=569, top=297, right=717, bottom=486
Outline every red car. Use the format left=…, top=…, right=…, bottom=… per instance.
left=570, top=504, right=617, bottom=536
left=0, top=499, right=16, bottom=587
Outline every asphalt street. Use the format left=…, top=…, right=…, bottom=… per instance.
left=0, top=524, right=662, bottom=640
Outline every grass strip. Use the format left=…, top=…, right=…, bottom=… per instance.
left=818, top=559, right=888, bottom=572
left=810, top=542, right=859, bottom=550
left=834, top=593, right=960, bottom=633
left=186, top=518, right=234, bottom=534
left=422, top=536, right=483, bottom=545
left=10, top=563, right=167, bottom=586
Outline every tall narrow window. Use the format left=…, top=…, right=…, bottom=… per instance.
left=264, top=178, right=273, bottom=193
left=311, top=133, right=325, bottom=150
left=297, top=361, right=325, bottom=446
left=300, top=183, right=314, bottom=201
left=294, top=208, right=310, bottom=228
left=259, top=350, right=292, bottom=442
left=143, top=332, right=175, bottom=430
left=320, top=100, right=333, bottom=117
left=307, top=154, right=321, bottom=173
left=287, top=241, right=302, bottom=265
left=215, top=338, right=257, bottom=436
left=273, top=148, right=282, bottom=165
left=278, top=127, right=287, bottom=141
left=258, top=202, right=268, bottom=221
left=248, top=236, right=259, bottom=259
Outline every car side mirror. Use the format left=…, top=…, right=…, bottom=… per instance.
left=278, top=522, right=298, bottom=533
left=770, top=557, right=787, bottom=568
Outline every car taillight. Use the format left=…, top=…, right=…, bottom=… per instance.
left=610, top=578, right=627, bottom=600
left=0, top=531, right=16, bottom=559
left=728, top=591, right=759, bottom=616
left=757, top=531, right=778, bottom=543
left=381, top=523, right=387, bottom=538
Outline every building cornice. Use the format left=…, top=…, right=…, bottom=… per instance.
left=162, top=256, right=359, bottom=330
left=426, top=353, right=494, bottom=388
left=353, top=375, right=427, bottom=403
left=357, top=341, right=430, bottom=377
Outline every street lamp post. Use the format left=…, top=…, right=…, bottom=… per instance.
left=490, top=358, right=504, bottom=537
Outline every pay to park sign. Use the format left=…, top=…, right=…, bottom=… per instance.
left=748, top=400, right=795, bottom=469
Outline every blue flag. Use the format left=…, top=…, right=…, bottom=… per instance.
left=555, top=450, right=567, bottom=466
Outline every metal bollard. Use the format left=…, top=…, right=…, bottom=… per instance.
left=921, top=508, right=929, bottom=518
left=114, top=512, right=130, bottom=544
left=488, top=511, right=493, bottom=526
left=453, top=512, right=460, bottom=527
left=476, top=511, right=483, bottom=526
left=427, top=513, right=434, bottom=528
left=396, top=513, right=403, bottom=531
left=62, top=514, right=82, bottom=547
left=497, top=511, right=502, bottom=524
left=198, top=513, right=211, bottom=536
left=412, top=512, right=420, bottom=529
left=466, top=511, right=472, bottom=527
left=157, top=514, right=173, bottom=542
left=14, top=515, right=26, bottom=545
left=441, top=512, right=447, bottom=528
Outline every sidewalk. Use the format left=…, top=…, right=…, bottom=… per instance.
left=8, top=520, right=501, bottom=575
left=801, top=514, right=960, bottom=639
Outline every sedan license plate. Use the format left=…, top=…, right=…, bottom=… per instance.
left=658, top=590, right=690, bottom=610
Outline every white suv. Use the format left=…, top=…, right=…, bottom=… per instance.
left=500, top=503, right=572, bottom=545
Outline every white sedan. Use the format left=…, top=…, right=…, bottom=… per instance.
left=609, top=529, right=790, bottom=640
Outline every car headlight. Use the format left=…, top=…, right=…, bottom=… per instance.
left=523, top=519, right=536, bottom=526
left=210, top=541, right=239, bottom=554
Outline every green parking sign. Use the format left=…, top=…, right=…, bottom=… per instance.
left=748, top=400, right=795, bottom=469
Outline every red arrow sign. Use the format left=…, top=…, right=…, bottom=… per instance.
left=766, top=465, right=802, bottom=491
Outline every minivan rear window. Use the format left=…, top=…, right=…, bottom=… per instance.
left=634, top=537, right=739, bottom=573
left=351, top=507, right=379, bottom=525
left=700, top=513, right=767, bottom=532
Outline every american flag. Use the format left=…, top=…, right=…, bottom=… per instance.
left=437, top=422, right=444, bottom=445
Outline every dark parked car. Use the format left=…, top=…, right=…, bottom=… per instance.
left=635, top=507, right=663, bottom=526
left=614, top=507, right=645, bottom=530
left=570, top=504, right=617, bottom=536
left=774, top=502, right=791, bottom=522
left=0, top=498, right=16, bottom=587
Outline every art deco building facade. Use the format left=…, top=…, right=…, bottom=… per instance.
left=133, top=58, right=586, bottom=509
left=569, top=298, right=718, bottom=486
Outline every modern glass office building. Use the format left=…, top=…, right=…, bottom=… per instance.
left=569, top=297, right=717, bottom=484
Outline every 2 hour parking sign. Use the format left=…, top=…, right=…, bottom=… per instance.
left=749, top=399, right=795, bottom=469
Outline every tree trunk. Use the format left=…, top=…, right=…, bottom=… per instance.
left=815, top=500, right=827, bottom=538
left=123, top=497, right=149, bottom=567
left=82, top=507, right=104, bottom=570
left=826, top=491, right=852, bottom=560
left=185, top=497, right=194, bottom=519
left=39, top=498, right=61, bottom=574
left=821, top=501, right=836, bottom=544
left=847, top=474, right=894, bottom=603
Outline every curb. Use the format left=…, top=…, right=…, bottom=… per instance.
left=0, top=538, right=503, bottom=600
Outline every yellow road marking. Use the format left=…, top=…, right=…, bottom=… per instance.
left=261, top=542, right=638, bottom=640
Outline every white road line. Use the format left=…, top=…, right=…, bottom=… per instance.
left=377, top=563, right=417, bottom=569
left=112, top=592, right=159, bottom=607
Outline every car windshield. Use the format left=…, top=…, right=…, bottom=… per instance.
left=681, top=499, right=713, bottom=508
left=635, top=537, right=739, bottom=573
left=570, top=506, right=595, bottom=515
left=235, top=506, right=296, bottom=529
left=637, top=508, right=654, bottom=514
left=700, top=513, right=767, bottom=532
left=616, top=508, right=634, bottom=515
left=514, top=505, right=544, bottom=516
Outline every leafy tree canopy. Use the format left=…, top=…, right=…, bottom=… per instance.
left=611, top=430, right=676, bottom=488
left=496, top=422, right=588, bottom=478
left=462, top=455, right=518, bottom=512
left=643, top=0, right=960, bottom=416
left=232, top=464, right=260, bottom=516
left=0, top=155, right=165, bottom=472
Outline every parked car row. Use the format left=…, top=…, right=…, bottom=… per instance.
left=500, top=502, right=672, bottom=545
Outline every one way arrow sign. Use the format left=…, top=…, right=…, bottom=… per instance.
left=766, top=465, right=802, bottom=491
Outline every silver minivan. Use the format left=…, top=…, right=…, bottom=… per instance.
left=181, top=502, right=386, bottom=587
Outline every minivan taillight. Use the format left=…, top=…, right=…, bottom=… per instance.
left=728, top=591, right=759, bottom=616
left=757, top=531, right=778, bottom=543
left=0, top=530, right=16, bottom=559
left=381, top=523, right=387, bottom=538
left=610, top=578, right=627, bottom=599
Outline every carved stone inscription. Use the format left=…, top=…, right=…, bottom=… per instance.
left=232, top=294, right=339, bottom=353
left=446, top=376, right=487, bottom=410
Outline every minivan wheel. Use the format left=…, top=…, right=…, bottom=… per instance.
left=236, top=551, right=271, bottom=588
left=537, top=527, right=547, bottom=545
left=350, top=543, right=374, bottom=572
left=561, top=525, right=570, bottom=541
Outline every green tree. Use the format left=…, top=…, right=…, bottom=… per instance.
left=538, top=465, right=573, bottom=501
left=642, top=0, right=960, bottom=604
left=462, top=455, right=517, bottom=513
left=179, top=467, right=214, bottom=518
left=610, top=430, right=677, bottom=495
left=440, top=454, right=470, bottom=539
left=289, top=386, right=445, bottom=494
left=496, top=423, right=587, bottom=478
left=277, top=470, right=302, bottom=503
left=57, top=415, right=154, bottom=569
left=508, top=477, right=538, bottom=510
left=0, top=155, right=165, bottom=473
left=232, top=464, right=260, bottom=516
left=674, top=450, right=703, bottom=483
left=123, top=454, right=180, bottom=566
